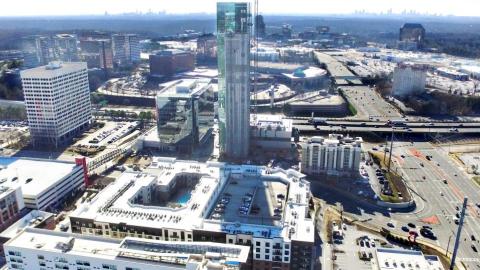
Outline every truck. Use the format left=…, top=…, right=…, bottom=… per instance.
left=387, top=119, right=407, bottom=127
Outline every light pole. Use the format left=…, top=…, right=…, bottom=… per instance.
left=450, top=197, right=468, bottom=270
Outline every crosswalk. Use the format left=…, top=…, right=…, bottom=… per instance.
left=458, top=257, right=480, bottom=262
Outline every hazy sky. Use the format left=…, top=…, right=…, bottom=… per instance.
left=0, top=0, right=478, bottom=17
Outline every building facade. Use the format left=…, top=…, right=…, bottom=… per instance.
left=301, top=134, right=362, bottom=176
left=0, top=157, right=86, bottom=211
left=53, top=34, right=79, bottom=62
left=21, top=62, right=92, bottom=147
left=392, top=63, right=426, bottom=97
left=250, top=114, right=293, bottom=149
left=112, top=34, right=141, bottom=66
left=4, top=228, right=250, bottom=270
left=155, top=79, right=215, bottom=154
left=217, top=2, right=251, bottom=159
left=196, top=34, right=217, bottom=64
left=69, top=158, right=315, bottom=270
left=149, top=49, right=195, bottom=77
left=0, top=186, right=24, bottom=233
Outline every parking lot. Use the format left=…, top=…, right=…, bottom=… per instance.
left=210, top=176, right=287, bottom=226
left=75, top=121, right=139, bottom=148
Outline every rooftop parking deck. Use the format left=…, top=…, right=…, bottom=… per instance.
left=209, top=176, right=288, bottom=226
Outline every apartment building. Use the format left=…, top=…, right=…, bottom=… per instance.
left=301, top=134, right=363, bottom=176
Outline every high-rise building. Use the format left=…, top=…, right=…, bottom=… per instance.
left=196, top=34, right=217, bottom=64
left=398, top=23, right=425, bottom=50
left=301, top=134, right=362, bottom=176
left=79, top=39, right=113, bottom=70
left=217, top=2, right=251, bottom=159
left=112, top=34, right=140, bottom=66
left=20, top=62, right=92, bottom=147
left=392, top=63, right=426, bottom=97
left=35, top=37, right=54, bottom=66
left=53, top=34, right=79, bottom=62
left=254, top=14, right=266, bottom=37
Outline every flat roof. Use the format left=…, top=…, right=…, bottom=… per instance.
left=20, top=62, right=87, bottom=78
left=70, top=158, right=314, bottom=243
left=250, top=114, right=293, bottom=131
left=157, top=79, right=211, bottom=98
left=375, top=248, right=444, bottom=270
left=0, top=210, right=53, bottom=239
left=6, top=228, right=249, bottom=266
left=283, top=66, right=327, bottom=79
left=0, top=157, right=80, bottom=198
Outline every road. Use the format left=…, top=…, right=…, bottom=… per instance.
left=296, top=124, right=480, bottom=134
left=311, top=139, right=480, bottom=269
left=372, top=141, right=480, bottom=269
left=340, top=86, right=403, bottom=120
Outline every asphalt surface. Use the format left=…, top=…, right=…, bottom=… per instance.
left=368, top=141, right=480, bottom=269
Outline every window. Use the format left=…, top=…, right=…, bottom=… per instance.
left=102, top=264, right=117, bottom=270
left=265, top=255, right=270, bottom=260
left=256, top=241, right=260, bottom=246
left=228, top=239, right=233, bottom=244
left=255, top=254, right=260, bottom=259
left=265, top=242, right=270, bottom=247
left=256, top=248, right=260, bottom=252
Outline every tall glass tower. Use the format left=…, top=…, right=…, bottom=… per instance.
left=217, top=2, right=251, bottom=159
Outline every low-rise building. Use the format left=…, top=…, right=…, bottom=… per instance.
left=392, top=63, right=426, bottom=97
left=372, top=248, right=444, bottom=270
left=4, top=228, right=250, bottom=270
left=0, top=158, right=86, bottom=210
left=301, top=134, right=362, bottom=176
left=150, top=49, right=195, bottom=77
left=436, top=67, right=469, bottom=81
left=0, top=185, right=24, bottom=232
left=0, top=210, right=54, bottom=263
left=69, top=157, right=314, bottom=270
left=250, top=114, right=293, bottom=149
left=147, top=79, right=215, bottom=154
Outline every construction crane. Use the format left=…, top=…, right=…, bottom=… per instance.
left=252, top=0, right=259, bottom=120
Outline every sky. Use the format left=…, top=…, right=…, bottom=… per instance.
left=0, top=0, right=478, bottom=17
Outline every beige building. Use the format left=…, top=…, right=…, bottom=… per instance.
left=301, top=134, right=362, bottom=176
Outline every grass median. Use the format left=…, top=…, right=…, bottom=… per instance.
left=370, top=151, right=410, bottom=203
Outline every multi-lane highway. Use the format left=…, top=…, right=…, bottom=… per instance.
left=293, top=119, right=480, bottom=134
left=371, top=141, right=480, bottom=269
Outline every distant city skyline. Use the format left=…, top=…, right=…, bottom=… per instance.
left=0, top=0, right=478, bottom=17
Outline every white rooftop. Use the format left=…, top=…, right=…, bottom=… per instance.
left=20, top=62, right=87, bottom=78
left=283, top=66, right=327, bottom=79
left=70, top=158, right=314, bottom=243
left=374, top=248, right=444, bottom=270
left=250, top=114, right=293, bottom=132
left=0, top=210, right=53, bottom=239
left=0, top=157, right=80, bottom=198
left=6, top=228, right=250, bottom=266
left=158, top=79, right=211, bottom=98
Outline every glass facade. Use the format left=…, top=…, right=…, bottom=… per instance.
left=156, top=81, right=214, bottom=154
left=217, top=2, right=251, bottom=159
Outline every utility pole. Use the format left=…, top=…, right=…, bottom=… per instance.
left=387, top=128, right=394, bottom=173
left=450, top=197, right=468, bottom=270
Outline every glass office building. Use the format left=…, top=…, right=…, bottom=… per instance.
left=217, top=2, right=251, bottom=159
left=156, top=79, right=215, bottom=154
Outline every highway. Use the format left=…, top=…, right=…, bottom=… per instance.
left=371, top=141, right=480, bottom=269
left=296, top=124, right=480, bottom=134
